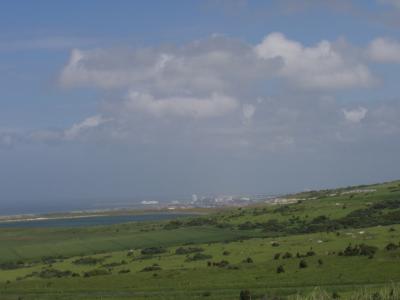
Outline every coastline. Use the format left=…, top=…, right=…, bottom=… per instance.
left=0, top=207, right=208, bottom=224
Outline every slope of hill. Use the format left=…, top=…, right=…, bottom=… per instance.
left=1, top=180, right=400, bottom=299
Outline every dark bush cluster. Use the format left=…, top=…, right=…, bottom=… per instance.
left=385, top=242, right=399, bottom=251
left=102, top=260, right=127, bottom=268
left=242, top=257, right=253, bottom=263
left=38, top=268, right=74, bottom=279
left=240, top=290, right=251, bottom=300
left=175, top=247, right=204, bottom=255
left=141, top=264, right=162, bottom=272
left=276, top=265, right=285, bottom=273
left=0, top=261, right=26, bottom=270
left=118, top=269, right=130, bottom=274
left=296, top=250, right=316, bottom=258
left=207, top=260, right=230, bottom=268
left=73, top=257, right=104, bottom=265
left=282, top=252, right=292, bottom=259
left=299, top=259, right=308, bottom=268
left=338, top=243, right=378, bottom=257
left=141, top=247, right=167, bottom=255
left=186, top=253, right=212, bottom=261
left=83, top=268, right=111, bottom=277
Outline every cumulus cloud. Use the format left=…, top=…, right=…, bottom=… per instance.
left=255, top=32, right=374, bottom=89
left=242, top=104, right=256, bottom=123
left=367, top=37, right=400, bottom=63
left=40, top=33, right=394, bottom=151
left=60, top=37, right=279, bottom=94
left=343, top=107, right=368, bottom=123
left=64, top=115, right=110, bottom=140
left=124, top=92, right=238, bottom=118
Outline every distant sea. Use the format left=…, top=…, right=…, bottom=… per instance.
left=0, top=213, right=193, bottom=228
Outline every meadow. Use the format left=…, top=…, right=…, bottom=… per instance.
left=1, top=180, right=400, bottom=299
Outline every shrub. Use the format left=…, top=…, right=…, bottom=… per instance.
left=385, top=242, right=399, bottom=251
left=299, top=259, right=308, bottom=268
left=240, top=290, right=251, bottom=300
left=332, top=291, right=340, bottom=299
left=141, top=264, right=162, bottom=272
left=306, top=250, right=316, bottom=257
left=175, top=247, right=204, bottom=255
left=141, top=247, right=167, bottom=255
left=164, top=220, right=184, bottom=229
left=73, top=257, right=104, bottom=265
left=282, top=252, right=293, bottom=259
left=212, top=260, right=230, bottom=268
left=186, top=253, right=212, bottom=261
left=118, top=269, right=130, bottom=274
left=276, top=265, right=285, bottom=273
left=339, top=243, right=378, bottom=257
left=318, top=259, right=323, bottom=265
left=0, top=261, right=25, bottom=270
left=243, top=257, right=253, bottom=263
left=274, top=253, right=281, bottom=260
left=271, top=241, right=280, bottom=247
left=222, top=250, right=231, bottom=256
left=202, top=291, right=211, bottom=297
left=83, top=269, right=110, bottom=277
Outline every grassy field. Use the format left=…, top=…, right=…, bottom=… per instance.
left=1, top=180, right=400, bottom=299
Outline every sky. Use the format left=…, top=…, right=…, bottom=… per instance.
left=1, top=0, right=400, bottom=212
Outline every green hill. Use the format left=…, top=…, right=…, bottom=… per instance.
left=1, top=180, right=400, bottom=299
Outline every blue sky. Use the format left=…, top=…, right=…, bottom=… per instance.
left=1, top=0, right=400, bottom=212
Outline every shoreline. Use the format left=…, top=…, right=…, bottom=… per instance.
left=0, top=207, right=208, bottom=224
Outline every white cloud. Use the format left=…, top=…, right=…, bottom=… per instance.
left=255, top=32, right=374, bottom=89
left=242, top=104, right=256, bottom=123
left=343, top=107, right=368, bottom=123
left=125, top=92, right=238, bottom=118
left=367, top=37, right=400, bottom=63
left=60, top=37, right=278, bottom=93
left=64, top=115, right=110, bottom=140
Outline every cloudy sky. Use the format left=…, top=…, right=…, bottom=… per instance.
left=1, top=0, right=400, bottom=211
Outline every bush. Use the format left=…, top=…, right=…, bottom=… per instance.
left=339, top=243, right=378, bottom=257
left=332, top=291, right=340, bottom=299
left=141, top=264, right=162, bottom=272
left=186, top=253, right=212, bottom=261
left=274, top=253, right=281, bottom=260
left=282, top=252, right=293, bottom=259
left=240, top=290, right=251, bottom=300
left=318, top=259, right=323, bottom=265
left=385, top=242, right=399, bottom=251
left=0, top=261, right=25, bottom=270
left=164, top=220, right=184, bottom=229
left=38, top=268, right=72, bottom=279
left=306, top=250, right=316, bottom=256
left=222, top=250, right=231, bottom=256
left=141, top=247, right=167, bottom=255
left=276, top=265, right=285, bottom=273
left=175, top=247, right=204, bottom=255
left=83, top=269, right=110, bottom=277
left=118, top=269, right=130, bottom=274
left=299, top=259, right=308, bottom=268
left=212, top=260, right=230, bottom=268
left=242, top=257, right=253, bottom=263
left=73, top=257, right=104, bottom=265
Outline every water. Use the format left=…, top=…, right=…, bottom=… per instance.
left=0, top=213, right=193, bottom=228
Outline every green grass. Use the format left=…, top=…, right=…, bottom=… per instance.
left=1, top=180, right=400, bottom=299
